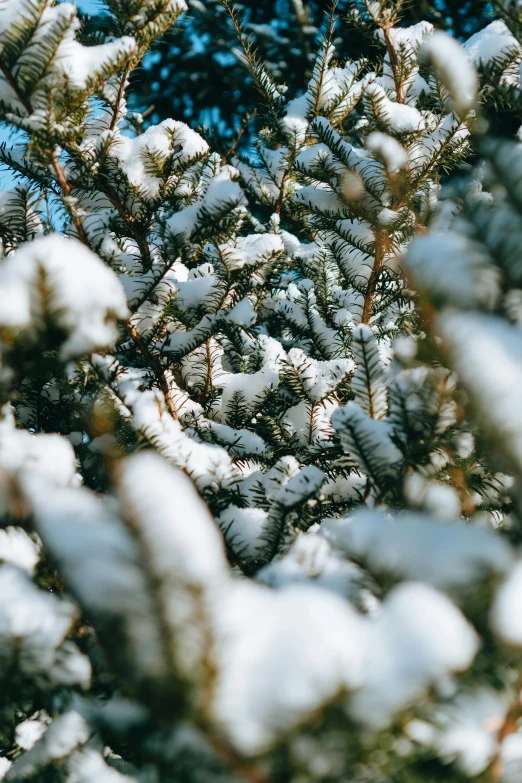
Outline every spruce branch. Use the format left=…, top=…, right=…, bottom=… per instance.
left=221, top=0, right=284, bottom=129
left=126, top=323, right=180, bottom=419
left=95, top=179, right=153, bottom=269
left=0, top=61, right=91, bottom=246
left=225, top=110, right=257, bottom=162
left=382, top=25, right=406, bottom=103
left=361, top=230, right=387, bottom=324
left=310, top=6, right=338, bottom=121
left=203, top=732, right=275, bottom=783
left=49, top=157, right=90, bottom=247
left=490, top=682, right=522, bottom=783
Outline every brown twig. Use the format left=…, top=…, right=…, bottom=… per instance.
left=50, top=157, right=90, bottom=246
left=490, top=688, right=521, bottom=783
left=0, top=63, right=32, bottom=114
left=126, top=324, right=179, bottom=419
left=201, top=339, right=214, bottom=404
left=226, top=110, right=257, bottom=162
left=141, top=104, right=156, bottom=119
left=361, top=231, right=386, bottom=324
left=101, top=184, right=152, bottom=269
left=204, top=733, right=275, bottom=783
left=382, top=25, right=405, bottom=104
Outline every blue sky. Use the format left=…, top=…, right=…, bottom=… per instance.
left=77, top=0, right=107, bottom=12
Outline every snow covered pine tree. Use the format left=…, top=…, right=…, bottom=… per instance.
left=3, top=0, right=522, bottom=781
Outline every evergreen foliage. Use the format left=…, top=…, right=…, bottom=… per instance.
left=122, top=0, right=492, bottom=143
left=2, top=1, right=522, bottom=782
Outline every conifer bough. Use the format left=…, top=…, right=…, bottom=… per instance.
left=1, top=0, right=522, bottom=781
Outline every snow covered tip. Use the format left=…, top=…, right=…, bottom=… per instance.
left=0, top=235, right=129, bottom=358
left=492, top=560, right=522, bottom=647
left=322, top=510, right=513, bottom=592
left=422, top=31, right=478, bottom=115
left=366, top=132, right=407, bottom=172
left=110, top=119, right=209, bottom=200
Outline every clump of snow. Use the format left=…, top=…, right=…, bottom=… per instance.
left=374, top=22, right=433, bottom=105
left=168, top=165, right=246, bottom=241
left=423, top=31, right=477, bottom=114
left=173, top=268, right=221, bottom=314
left=376, top=21, right=434, bottom=56
left=276, top=464, right=325, bottom=507
left=286, top=349, right=354, bottom=402
left=283, top=398, right=335, bottom=449
left=0, top=527, right=41, bottom=573
left=0, top=564, right=79, bottom=678
left=222, top=233, right=285, bottom=271
left=366, top=132, right=407, bottom=171
left=192, top=418, right=267, bottom=458
left=213, top=581, right=367, bottom=753
left=322, top=510, right=513, bottom=591
left=428, top=687, right=511, bottom=775
left=116, top=452, right=228, bottom=593
left=0, top=235, right=129, bottom=358
left=41, top=452, right=228, bottom=697
left=111, top=120, right=209, bottom=200
left=407, top=230, right=499, bottom=308
left=0, top=412, right=77, bottom=488
left=492, top=560, right=522, bottom=645
left=404, top=473, right=462, bottom=521
left=110, top=367, right=237, bottom=489
left=349, top=582, right=479, bottom=727
left=67, top=748, right=139, bottom=783
left=30, top=478, right=174, bottom=691
left=366, top=83, right=425, bottom=133
left=6, top=711, right=90, bottom=780
left=501, top=733, right=522, bottom=783
left=0, top=410, right=78, bottom=516
left=219, top=506, right=269, bottom=562
left=257, top=530, right=364, bottom=600
left=15, top=715, right=49, bottom=751
left=57, top=34, right=136, bottom=90
left=321, top=473, right=366, bottom=504
left=220, top=367, right=280, bottom=420
left=439, top=313, right=522, bottom=474
left=281, top=94, right=310, bottom=142
left=464, top=20, right=521, bottom=66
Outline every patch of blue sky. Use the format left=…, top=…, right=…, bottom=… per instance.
left=0, top=126, right=28, bottom=190
left=76, top=0, right=109, bottom=14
